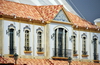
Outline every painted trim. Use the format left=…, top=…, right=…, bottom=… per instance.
left=9, top=54, right=14, bottom=57
left=82, top=55, right=88, bottom=57
left=36, top=27, right=43, bottom=33
left=23, top=25, right=31, bottom=32
left=81, top=33, right=87, bottom=38
left=53, top=25, right=69, bottom=31
left=93, top=60, right=99, bottom=63
left=24, top=51, right=32, bottom=53
left=73, top=27, right=100, bottom=33
left=52, top=57, right=68, bottom=60
left=0, top=18, right=3, bottom=20
left=73, top=54, right=78, bottom=56
left=37, top=52, right=44, bottom=54
left=2, top=17, right=45, bottom=26
left=50, top=20, right=73, bottom=25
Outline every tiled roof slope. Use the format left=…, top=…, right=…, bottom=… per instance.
left=66, top=11, right=100, bottom=30
left=0, top=57, right=100, bottom=65
left=0, top=0, right=62, bottom=21
left=0, top=0, right=100, bottom=30
left=0, top=0, right=43, bottom=21
left=35, top=5, right=63, bottom=21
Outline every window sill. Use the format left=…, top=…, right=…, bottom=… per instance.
left=52, top=57, right=68, bottom=60
left=82, top=55, right=88, bottom=57
left=73, top=54, right=78, bottom=56
left=24, top=51, right=32, bottom=53
left=93, top=60, right=99, bottom=63
left=9, top=54, right=14, bottom=57
left=37, top=52, right=44, bottom=54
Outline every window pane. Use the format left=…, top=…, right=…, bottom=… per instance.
left=25, top=30, right=29, bottom=51
left=9, top=29, right=14, bottom=54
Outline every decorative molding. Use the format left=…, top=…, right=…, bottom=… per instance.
left=36, top=27, right=43, bottom=33
left=93, top=35, right=98, bottom=39
left=73, top=32, right=77, bottom=36
left=81, top=33, right=87, bottom=38
left=8, top=24, right=16, bottom=29
left=54, top=10, right=69, bottom=22
left=70, top=32, right=77, bottom=42
left=23, top=25, right=31, bottom=31
left=6, top=24, right=16, bottom=35
left=51, top=33, right=55, bottom=40
left=16, top=29, right=20, bottom=37
left=51, top=20, right=73, bottom=25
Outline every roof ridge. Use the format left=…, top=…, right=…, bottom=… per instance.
left=34, top=6, right=45, bottom=21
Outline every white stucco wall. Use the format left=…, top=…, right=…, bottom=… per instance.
left=73, top=30, right=100, bottom=61
left=3, top=20, right=45, bottom=57
left=2, top=19, right=100, bottom=60
left=3, top=20, right=19, bottom=55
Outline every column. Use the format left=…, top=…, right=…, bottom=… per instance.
left=62, top=29, right=65, bottom=57
left=56, top=29, right=58, bottom=57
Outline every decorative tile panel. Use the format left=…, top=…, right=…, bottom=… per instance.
left=54, top=10, right=69, bottom=22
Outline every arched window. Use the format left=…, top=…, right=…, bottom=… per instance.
left=24, top=30, right=30, bottom=51
left=93, top=35, right=98, bottom=60
left=37, top=31, right=43, bottom=52
left=73, top=36, right=76, bottom=54
left=54, top=28, right=67, bottom=57
left=9, top=29, right=14, bottom=54
left=81, top=33, right=87, bottom=55
left=36, top=27, right=43, bottom=53
left=72, top=32, right=77, bottom=55
left=8, top=24, right=15, bottom=55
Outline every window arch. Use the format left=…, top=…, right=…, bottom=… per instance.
left=54, top=27, right=68, bottom=57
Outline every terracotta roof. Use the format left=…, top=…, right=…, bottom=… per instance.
left=0, top=0, right=62, bottom=22
left=0, top=0, right=43, bottom=21
left=35, top=5, right=63, bottom=21
left=66, top=11, right=100, bottom=30
left=0, top=0, right=100, bottom=31
left=0, top=57, right=100, bottom=65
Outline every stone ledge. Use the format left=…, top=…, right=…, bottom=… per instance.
left=9, top=54, right=14, bottom=57
left=73, top=54, right=78, bottom=56
left=93, top=60, right=99, bottom=63
left=24, top=51, right=32, bottom=53
left=37, top=52, right=44, bottom=54
left=82, top=55, right=88, bottom=57
left=52, top=57, right=68, bottom=60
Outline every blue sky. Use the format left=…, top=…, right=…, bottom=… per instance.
left=66, top=0, right=100, bottom=23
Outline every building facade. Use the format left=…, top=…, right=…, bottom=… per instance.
left=0, top=0, right=100, bottom=63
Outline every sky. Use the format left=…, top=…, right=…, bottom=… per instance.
left=66, top=0, right=100, bottom=23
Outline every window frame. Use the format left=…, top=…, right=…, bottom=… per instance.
left=54, top=26, right=68, bottom=57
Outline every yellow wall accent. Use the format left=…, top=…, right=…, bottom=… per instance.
left=50, top=20, right=73, bottom=25
left=96, top=22, right=100, bottom=26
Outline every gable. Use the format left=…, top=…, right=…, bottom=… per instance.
left=53, top=10, right=69, bottom=22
